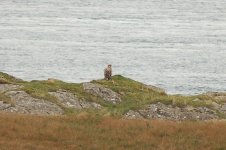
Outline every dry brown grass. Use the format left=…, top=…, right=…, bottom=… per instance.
left=0, top=113, right=226, bottom=150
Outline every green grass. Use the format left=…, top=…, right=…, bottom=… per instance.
left=92, top=75, right=214, bottom=115
left=0, top=72, right=105, bottom=112
left=18, top=80, right=106, bottom=112
left=0, top=72, right=220, bottom=116
left=0, top=92, right=15, bottom=106
left=0, top=72, right=23, bottom=84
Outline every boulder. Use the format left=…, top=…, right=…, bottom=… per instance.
left=83, top=83, right=121, bottom=104
left=49, top=90, right=102, bottom=109
left=220, top=104, right=226, bottom=111
left=0, top=101, right=11, bottom=110
left=0, top=84, right=22, bottom=93
left=124, top=102, right=219, bottom=121
left=123, top=110, right=144, bottom=119
left=4, top=91, right=63, bottom=115
left=185, top=106, right=195, bottom=111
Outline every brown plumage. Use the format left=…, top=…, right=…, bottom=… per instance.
left=104, top=65, right=112, bottom=80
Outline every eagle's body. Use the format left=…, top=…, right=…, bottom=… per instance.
left=104, top=65, right=112, bottom=80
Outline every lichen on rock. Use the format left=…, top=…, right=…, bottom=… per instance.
left=4, top=91, right=63, bottom=115
left=124, top=102, right=219, bottom=121
left=49, top=89, right=102, bottom=110
left=83, top=82, right=121, bottom=104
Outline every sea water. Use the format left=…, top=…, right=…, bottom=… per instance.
left=0, top=0, right=226, bottom=94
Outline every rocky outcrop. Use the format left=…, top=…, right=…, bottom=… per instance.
left=202, top=92, right=226, bottom=114
left=4, top=91, right=63, bottom=115
left=1, top=72, right=226, bottom=121
left=124, top=102, right=219, bottom=121
left=0, top=83, right=102, bottom=115
left=83, top=83, right=121, bottom=104
left=0, top=101, right=11, bottom=110
left=49, top=90, right=102, bottom=109
left=0, top=84, right=22, bottom=92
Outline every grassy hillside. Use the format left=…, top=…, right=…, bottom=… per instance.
left=0, top=113, right=226, bottom=150
left=0, top=72, right=223, bottom=116
left=1, top=72, right=226, bottom=149
left=92, top=75, right=215, bottom=115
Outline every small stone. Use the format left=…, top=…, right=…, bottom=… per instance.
left=124, top=110, right=144, bottom=119
left=220, top=104, right=226, bottom=111
left=0, top=84, right=23, bottom=93
left=185, top=106, right=195, bottom=111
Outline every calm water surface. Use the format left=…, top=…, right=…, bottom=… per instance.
left=0, top=0, right=226, bottom=94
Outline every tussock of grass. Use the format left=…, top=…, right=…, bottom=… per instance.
left=0, top=113, right=226, bottom=150
left=0, top=93, right=15, bottom=106
left=0, top=72, right=23, bottom=84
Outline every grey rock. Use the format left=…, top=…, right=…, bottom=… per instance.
left=49, top=90, right=82, bottom=109
left=79, top=100, right=102, bottom=109
left=4, top=91, right=63, bottom=115
left=83, top=83, right=121, bottom=104
left=49, top=90, right=102, bottom=109
left=185, top=106, right=195, bottom=111
left=220, top=104, right=226, bottom=111
left=195, top=107, right=215, bottom=114
left=0, top=101, right=11, bottom=110
left=124, top=102, right=219, bottom=121
left=124, top=110, right=144, bottom=119
left=0, top=84, right=22, bottom=93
